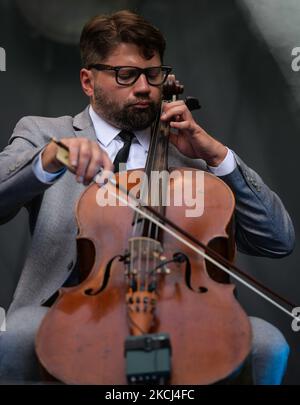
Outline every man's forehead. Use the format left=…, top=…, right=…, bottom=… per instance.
left=102, top=42, right=161, bottom=65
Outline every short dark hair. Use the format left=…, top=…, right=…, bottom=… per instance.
left=80, top=10, right=166, bottom=67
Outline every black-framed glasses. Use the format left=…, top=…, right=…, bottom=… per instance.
left=87, top=64, right=172, bottom=86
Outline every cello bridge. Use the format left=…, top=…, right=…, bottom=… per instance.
left=124, top=237, right=167, bottom=293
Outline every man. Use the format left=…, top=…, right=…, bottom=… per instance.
left=0, top=10, right=294, bottom=384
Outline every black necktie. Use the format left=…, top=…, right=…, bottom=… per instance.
left=113, top=130, right=134, bottom=172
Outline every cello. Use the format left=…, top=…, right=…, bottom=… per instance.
left=36, top=77, right=252, bottom=384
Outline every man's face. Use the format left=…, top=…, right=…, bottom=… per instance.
left=82, top=43, right=162, bottom=131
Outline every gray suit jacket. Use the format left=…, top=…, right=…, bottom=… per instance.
left=0, top=107, right=295, bottom=314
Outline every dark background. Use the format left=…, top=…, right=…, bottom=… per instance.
left=0, top=0, right=299, bottom=384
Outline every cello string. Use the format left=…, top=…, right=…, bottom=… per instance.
left=138, top=238, right=141, bottom=291
left=152, top=95, right=175, bottom=243
left=147, top=102, right=164, bottom=242
left=132, top=112, right=158, bottom=237
left=107, top=182, right=300, bottom=322
left=130, top=155, right=157, bottom=286
left=130, top=236, right=134, bottom=290
left=147, top=103, right=167, bottom=285
left=142, top=103, right=164, bottom=285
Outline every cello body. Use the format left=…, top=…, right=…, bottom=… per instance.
left=36, top=167, right=251, bottom=384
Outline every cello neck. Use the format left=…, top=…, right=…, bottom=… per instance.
left=145, top=104, right=169, bottom=175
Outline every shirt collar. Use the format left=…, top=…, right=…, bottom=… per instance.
left=89, top=105, right=150, bottom=151
left=89, top=105, right=119, bottom=147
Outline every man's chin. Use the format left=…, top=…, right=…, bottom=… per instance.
left=122, top=111, right=155, bottom=130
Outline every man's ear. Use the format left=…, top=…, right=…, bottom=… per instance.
left=80, top=68, right=95, bottom=97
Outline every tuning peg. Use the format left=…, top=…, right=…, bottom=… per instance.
left=185, top=97, right=201, bottom=111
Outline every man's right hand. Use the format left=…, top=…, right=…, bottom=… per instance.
left=41, top=137, right=113, bottom=185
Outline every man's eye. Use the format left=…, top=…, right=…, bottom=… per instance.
left=147, top=68, right=161, bottom=78
left=118, top=69, right=137, bottom=79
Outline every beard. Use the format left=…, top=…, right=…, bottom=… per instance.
left=93, top=85, right=160, bottom=131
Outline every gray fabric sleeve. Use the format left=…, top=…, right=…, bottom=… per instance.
left=220, top=152, right=295, bottom=257
left=0, top=117, right=58, bottom=223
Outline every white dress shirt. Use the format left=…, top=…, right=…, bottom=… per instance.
left=89, top=105, right=150, bottom=170
left=32, top=105, right=236, bottom=183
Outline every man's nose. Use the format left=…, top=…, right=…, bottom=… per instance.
left=133, top=73, right=151, bottom=93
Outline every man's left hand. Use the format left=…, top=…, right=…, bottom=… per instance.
left=161, top=100, right=227, bottom=167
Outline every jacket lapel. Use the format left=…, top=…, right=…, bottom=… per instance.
left=72, top=106, right=97, bottom=142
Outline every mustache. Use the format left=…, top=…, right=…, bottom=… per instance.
left=126, top=98, right=153, bottom=106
